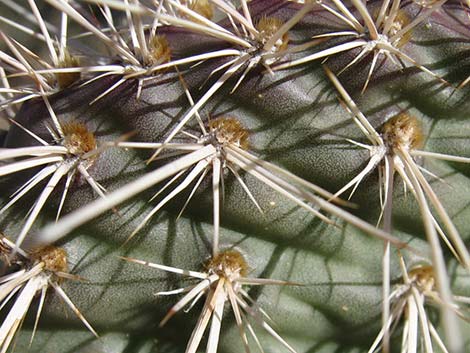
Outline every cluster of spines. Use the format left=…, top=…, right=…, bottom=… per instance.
left=0, top=1, right=469, bottom=353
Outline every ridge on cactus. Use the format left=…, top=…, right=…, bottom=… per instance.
left=325, top=64, right=470, bottom=272
left=324, top=64, right=470, bottom=352
left=0, top=1, right=469, bottom=353
left=0, top=115, right=104, bottom=250
left=39, top=73, right=405, bottom=251
left=0, top=105, right=140, bottom=251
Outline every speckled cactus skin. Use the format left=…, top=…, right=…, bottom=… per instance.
left=0, top=1, right=470, bottom=352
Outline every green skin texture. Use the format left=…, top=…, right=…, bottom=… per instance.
left=0, top=1, right=470, bottom=352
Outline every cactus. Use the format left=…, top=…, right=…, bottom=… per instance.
left=0, top=1, right=470, bottom=352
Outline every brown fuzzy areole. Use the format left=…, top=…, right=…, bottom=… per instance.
left=32, top=246, right=68, bottom=274
left=388, top=10, right=413, bottom=48
left=205, top=250, right=249, bottom=278
left=408, top=265, right=435, bottom=293
left=382, top=113, right=424, bottom=151
left=146, top=35, right=172, bottom=67
left=188, top=0, right=214, bottom=20
left=208, top=117, right=250, bottom=150
left=56, top=49, right=81, bottom=89
left=256, top=16, right=289, bottom=51
left=61, top=121, right=97, bottom=157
